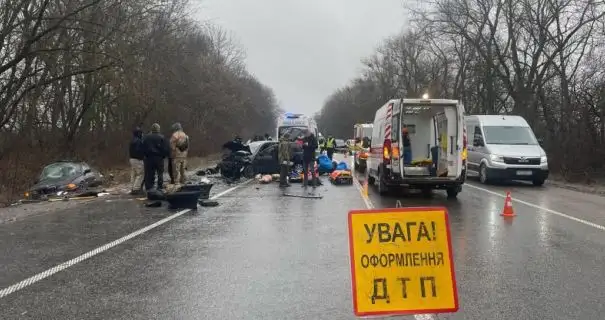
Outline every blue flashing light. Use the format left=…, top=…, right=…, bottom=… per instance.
left=284, top=112, right=301, bottom=119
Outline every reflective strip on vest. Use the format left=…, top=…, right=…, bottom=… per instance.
left=325, top=138, right=334, bottom=148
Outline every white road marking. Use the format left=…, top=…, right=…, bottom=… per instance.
left=465, top=183, right=605, bottom=231
left=0, top=180, right=251, bottom=299
left=352, top=176, right=435, bottom=320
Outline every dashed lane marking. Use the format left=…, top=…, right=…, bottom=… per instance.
left=465, top=183, right=605, bottom=231
left=352, top=175, right=436, bottom=320
left=0, top=180, right=252, bottom=299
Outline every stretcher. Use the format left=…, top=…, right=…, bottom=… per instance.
left=329, top=170, right=353, bottom=185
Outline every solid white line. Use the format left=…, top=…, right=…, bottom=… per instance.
left=0, top=180, right=251, bottom=299
left=352, top=176, right=435, bottom=320
left=465, top=183, right=605, bottom=231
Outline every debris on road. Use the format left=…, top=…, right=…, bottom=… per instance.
left=199, top=199, right=219, bottom=207
left=196, top=166, right=219, bottom=176
left=258, top=175, right=273, bottom=184
left=145, top=201, right=163, bottom=208
left=143, top=182, right=215, bottom=210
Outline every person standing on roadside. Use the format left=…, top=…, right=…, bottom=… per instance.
left=170, top=122, right=189, bottom=184
left=278, top=133, right=292, bottom=187
left=302, top=129, right=318, bottom=188
left=143, top=123, right=169, bottom=191
left=323, top=134, right=336, bottom=160
left=128, top=127, right=145, bottom=195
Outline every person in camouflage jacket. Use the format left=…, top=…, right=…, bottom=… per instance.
left=278, top=133, right=292, bottom=187
left=169, top=123, right=189, bottom=184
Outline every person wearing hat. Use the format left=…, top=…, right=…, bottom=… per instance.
left=142, top=123, right=170, bottom=191
left=278, top=133, right=292, bottom=187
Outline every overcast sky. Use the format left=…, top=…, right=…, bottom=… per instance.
left=196, top=0, right=407, bottom=115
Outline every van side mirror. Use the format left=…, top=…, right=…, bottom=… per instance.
left=83, top=169, right=92, bottom=175
left=537, top=138, right=544, bottom=145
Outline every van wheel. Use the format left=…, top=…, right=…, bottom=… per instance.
left=532, top=179, right=545, bottom=186
left=479, top=164, right=490, bottom=184
left=446, top=187, right=460, bottom=198
left=377, top=169, right=389, bottom=195
left=367, top=175, right=376, bottom=185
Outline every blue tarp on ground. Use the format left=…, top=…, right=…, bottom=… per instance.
left=317, top=154, right=333, bottom=173
left=336, top=161, right=348, bottom=170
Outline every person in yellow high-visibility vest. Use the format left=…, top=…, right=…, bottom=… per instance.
left=323, top=135, right=336, bottom=160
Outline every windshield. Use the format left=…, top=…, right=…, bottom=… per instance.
left=40, top=162, right=82, bottom=181
left=278, top=126, right=307, bottom=142
left=483, top=126, right=538, bottom=145
left=247, top=141, right=265, bottom=155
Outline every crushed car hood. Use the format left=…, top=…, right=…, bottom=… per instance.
left=30, top=177, right=76, bottom=192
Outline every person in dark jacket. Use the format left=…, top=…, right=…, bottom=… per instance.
left=143, top=123, right=169, bottom=191
left=302, top=129, right=319, bottom=188
left=129, top=127, right=145, bottom=194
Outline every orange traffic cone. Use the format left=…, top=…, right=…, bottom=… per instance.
left=500, top=191, right=516, bottom=217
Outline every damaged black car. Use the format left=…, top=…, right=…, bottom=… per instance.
left=25, top=160, right=104, bottom=200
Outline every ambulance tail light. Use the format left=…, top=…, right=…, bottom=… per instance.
left=383, top=139, right=392, bottom=165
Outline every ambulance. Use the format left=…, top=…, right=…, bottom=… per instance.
left=276, top=113, right=319, bottom=141
left=367, top=98, right=467, bottom=198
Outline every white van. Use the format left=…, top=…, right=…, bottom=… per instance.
left=465, top=115, right=548, bottom=186
left=368, top=99, right=467, bottom=198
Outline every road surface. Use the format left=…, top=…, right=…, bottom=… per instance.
left=2, top=166, right=605, bottom=319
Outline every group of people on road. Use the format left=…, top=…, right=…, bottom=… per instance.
left=278, top=129, right=320, bottom=188
left=128, top=123, right=190, bottom=194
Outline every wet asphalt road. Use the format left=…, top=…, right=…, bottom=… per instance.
left=2, top=160, right=605, bottom=319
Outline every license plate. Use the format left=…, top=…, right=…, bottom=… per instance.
left=517, top=170, right=532, bottom=176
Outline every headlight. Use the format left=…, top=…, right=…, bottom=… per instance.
left=540, top=156, right=547, bottom=163
left=490, top=154, right=504, bottom=162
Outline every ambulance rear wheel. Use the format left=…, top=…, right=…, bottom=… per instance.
left=446, top=185, right=461, bottom=199
left=377, top=169, right=389, bottom=195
